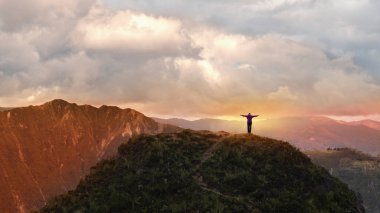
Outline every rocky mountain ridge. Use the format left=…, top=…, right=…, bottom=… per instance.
left=0, top=99, right=180, bottom=213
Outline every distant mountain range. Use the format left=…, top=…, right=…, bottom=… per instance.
left=345, top=119, right=380, bottom=131
left=0, top=107, right=13, bottom=111
left=153, top=117, right=380, bottom=155
left=0, top=100, right=180, bottom=212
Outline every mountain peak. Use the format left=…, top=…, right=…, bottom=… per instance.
left=43, top=99, right=72, bottom=107
left=0, top=100, right=181, bottom=212
left=99, top=104, right=122, bottom=111
left=41, top=130, right=364, bottom=212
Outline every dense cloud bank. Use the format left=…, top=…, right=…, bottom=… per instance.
left=0, top=0, right=379, bottom=117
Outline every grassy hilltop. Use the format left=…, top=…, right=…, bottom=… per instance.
left=40, top=130, right=363, bottom=212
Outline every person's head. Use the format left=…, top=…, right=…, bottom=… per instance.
left=248, top=113, right=251, bottom=115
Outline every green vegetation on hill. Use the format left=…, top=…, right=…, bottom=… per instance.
left=307, top=148, right=380, bottom=213
left=40, top=130, right=364, bottom=213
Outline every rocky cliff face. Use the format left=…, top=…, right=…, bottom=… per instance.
left=0, top=99, right=180, bottom=213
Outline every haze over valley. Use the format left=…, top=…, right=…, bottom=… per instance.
left=154, top=117, right=380, bottom=156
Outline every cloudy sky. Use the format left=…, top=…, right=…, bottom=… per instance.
left=0, top=0, right=379, bottom=120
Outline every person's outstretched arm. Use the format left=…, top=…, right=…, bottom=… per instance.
left=241, top=114, right=247, bottom=117
left=253, top=115, right=259, bottom=117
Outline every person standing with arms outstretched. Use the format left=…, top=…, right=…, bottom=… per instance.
left=241, top=113, right=259, bottom=134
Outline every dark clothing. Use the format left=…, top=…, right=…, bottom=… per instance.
left=242, top=114, right=258, bottom=134
left=244, top=115, right=255, bottom=123
left=247, top=122, right=252, bottom=133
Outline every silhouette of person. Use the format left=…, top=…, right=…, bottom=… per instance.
left=241, top=113, right=259, bottom=134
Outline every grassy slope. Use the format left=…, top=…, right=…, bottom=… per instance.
left=40, top=130, right=363, bottom=213
left=307, top=148, right=380, bottom=213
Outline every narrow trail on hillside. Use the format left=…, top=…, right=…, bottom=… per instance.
left=192, top=142, right=255, bottom=210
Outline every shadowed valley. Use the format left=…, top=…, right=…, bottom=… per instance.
left=306, top=148, right=380, bottom=213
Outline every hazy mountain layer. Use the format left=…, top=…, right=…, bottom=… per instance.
left=0, top=107, right=13, bottom=112
left=41, top=130, right=363, bottom=212
left=154, top=117, right=380, bottom=155
left=346, top=120, right=380, bottom=131
left=0, top=100, right=180, bottom=213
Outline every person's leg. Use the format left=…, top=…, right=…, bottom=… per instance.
left=248, top=123, right=252, bottom=133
